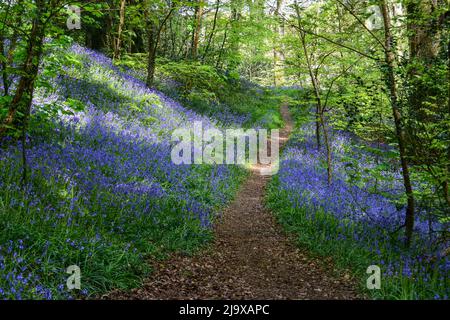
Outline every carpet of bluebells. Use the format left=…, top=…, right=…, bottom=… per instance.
left=0, top=44, right=249, bottom=299
left=267, top=107, right=449, bottom=299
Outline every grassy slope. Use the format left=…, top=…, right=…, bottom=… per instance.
left=266, top=92, right=449, bottom=300
left=1, top=43, right=281, bottom=299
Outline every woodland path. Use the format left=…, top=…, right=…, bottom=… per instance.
left=107, top=105, right=360, bottom=300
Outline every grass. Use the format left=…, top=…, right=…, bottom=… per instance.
left=0, top=147, right=247, bottom=299
left=266, top=92, right=449, bottom=300
left=115, top=54, right=284, bottom=129
left=266, top=185, right=448, bottom=299
left=0, top=43, right=252, bottom=299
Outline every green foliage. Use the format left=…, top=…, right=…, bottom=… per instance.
left=0, top=44, right=250, bottom=299
left=0, top=160, right=215, bottom=298
left=115, top=54, right=284, bottom=129
left=1, top=0, right=448, bottom=300
left=159, top=60, right=226, bottom=94
left=267, top=177, right=449, bottom=300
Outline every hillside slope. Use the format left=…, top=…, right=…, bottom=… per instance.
left=0, top=44, right=247, bottom=299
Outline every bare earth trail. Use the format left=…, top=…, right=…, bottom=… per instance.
left=107, top=105, right=360, bottom=300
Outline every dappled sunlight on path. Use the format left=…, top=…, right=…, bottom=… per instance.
left=106, top=105, right=361, bottom=300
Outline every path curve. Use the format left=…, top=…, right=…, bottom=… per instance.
left=106, top=105, right=360, bottom=300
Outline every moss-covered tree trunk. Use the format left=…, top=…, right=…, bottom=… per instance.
left=380, top=0, right=415, bottom=247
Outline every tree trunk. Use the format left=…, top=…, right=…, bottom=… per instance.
left=145, top=4, right=175, bottom=88
left=145, top=3, right=175, bottom=88
left=0, top=36, right=8, bottom=96
left=320, top=109, right=332, bottom=185
left=202, top=0, right=220, bottom=62
left=0, top=0, right=21, bottom=97
left=1, top=1, right=46, bottom=186
left=445, top=36, right=450, bottom=206
left=191, top=0, right=204, bottom=60
left=114, top=0, right=126, bottom=60
left=406, top=1, right=441, bottom=61
left=273, top=0, right=284, bottom=86
left=380, top=0, right=415, bottom=247
left=216, top=23, right=229, bottom=69
left=169, top=18, right=177, bottom=59
left=146, top=21, right=157, bottom=87
left=227, top=0, right=241, bottom=70
left=294, top=2, right=322, bottom=151
left=405, top=0, right=443, bottom=148
left=0, top=4, right=45, bottom=138
left=315, top=104, right=321, bottom=149
left=294, top=1, right=331, bottom=184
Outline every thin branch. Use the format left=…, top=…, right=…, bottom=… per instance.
left=266, top=1, right=381, bottom=61
left=333, top=0, right=386, bottom=50
left=323, top=55, right=365, bottom=110
left=291, top=21, right=380, bottom=61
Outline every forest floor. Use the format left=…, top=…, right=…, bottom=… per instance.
left=106, top=105, right=361, bottom=300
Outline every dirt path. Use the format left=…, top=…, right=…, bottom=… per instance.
left=106, top=105, right=360, bottom=300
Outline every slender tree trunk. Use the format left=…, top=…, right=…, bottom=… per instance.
left=380, top=0, right=415, bottom=247
left=320, top=109, right=332, bottom=185
left=405, top=0, right=443, bottom=157
left=0, top=36, right=8, bottom=96
left=0, top=1, right=11, bottom=96
left=113, top=0, right=126, bottom=60
left=227, top=0, right=241, bottom=70
left=202, top=0, right=220, bottom=62
left=445, top=36, right=450, bottom=206
left=294, top=2, right=321, bottom=151
left=145, top=4, right=175, bottom=88
left=146, top=21, right=157, bottom=87
left=0, top=0, right=46, bottom=187
left=106, top=2, right=114, bottom=51
left=191, top=0, right=204, bottom=60
left=169, top=18, right=176, bottom=58
left=0, top=6, right=45, bottom=138
left=0, top=0, right=21, bottom=97
left=273, top=0, right=284, bottom=86
left=295, top=1, right=331, bottom=184
left=216, top=23, right=229, bottom=69
left=315, top=104, right=321, bottom=149
left=160, top=24, right=168, bottom=57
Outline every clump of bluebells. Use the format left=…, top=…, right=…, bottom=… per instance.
left=0, top=44, right=248, bottom=299
left=0, top=240, right=50, bottom=300
left=267, top=108, right=449, bottom=300
left=0, top=239, right=89, bottom=299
